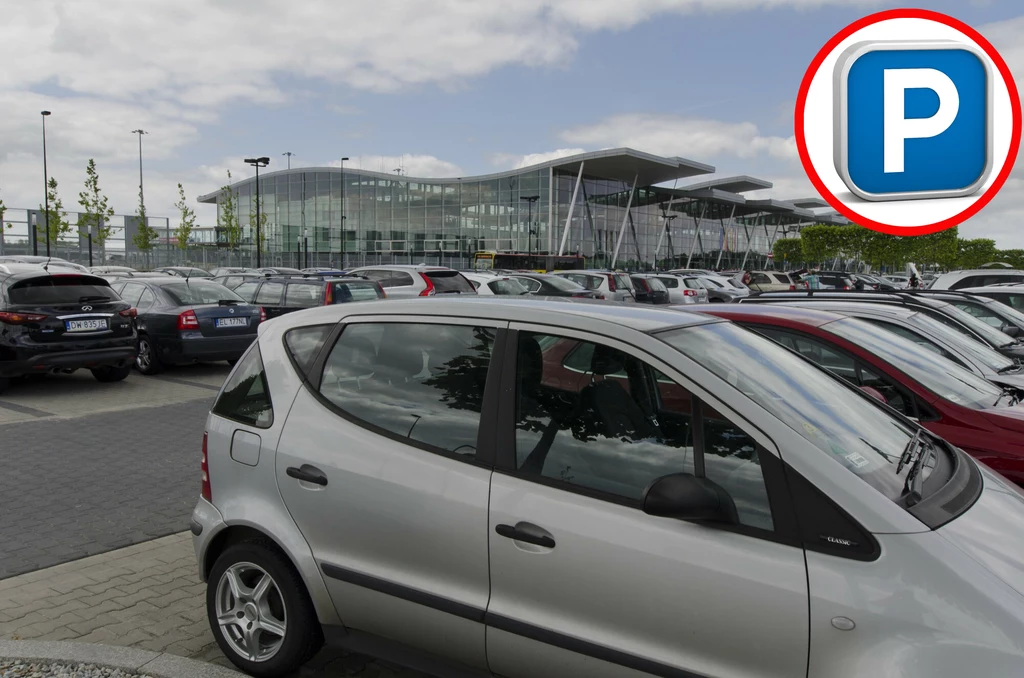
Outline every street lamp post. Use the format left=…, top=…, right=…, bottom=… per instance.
left=303, top=228, right=309, bottom=269
left=340, top=157, right=349, bottom=269
left=520, top=195, right=539, bottom=264
left=244, top=157, right=270, bottom=268
left=39, top=111, right=51, bottom=257
left=282, top=151, right=294, bottom=170
left=131, top=129, right=147, bottom=266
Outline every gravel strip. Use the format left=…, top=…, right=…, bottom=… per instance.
left=0, top=660, right=154, bottom=678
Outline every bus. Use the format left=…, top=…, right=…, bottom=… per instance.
left=473, top=251, right=586, bottom=272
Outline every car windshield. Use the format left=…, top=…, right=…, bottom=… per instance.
left=488, top=278, right=529, bottom=295
left=906, top=312, right=1016, bottom=373
left=936, top=302, right=1017, bottom=347
left=8, top=276, right=119, bottom=304
left=701, top=278, right=725, bottom=288
left=824, top=317, right=1003, bottom=409
left=425, top=271, right=476, bottom=294
left=657, top=321, right=914, bottom=502
left=983, top=298, right=1024, bottom=327
left=163, top=282, right=244, bottom=305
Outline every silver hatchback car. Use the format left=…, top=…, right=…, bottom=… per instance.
left=193, top=298, right=1024, bottom=678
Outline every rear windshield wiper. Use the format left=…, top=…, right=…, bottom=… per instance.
left=997, top=363, right=1023, bottom=374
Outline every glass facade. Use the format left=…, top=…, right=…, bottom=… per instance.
left=206, top=157, right=810, bottom=271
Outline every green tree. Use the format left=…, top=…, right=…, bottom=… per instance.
left=995, top=249, right=1024, bottom=269
left=77, top=159, right=115, bottom=246
left=249, top=192, right=268, bottom=252
left=218, top=170, right=243, bottom=261
left=38, top=177, right=73, bottom=247
left=173, top=183, right=196, bottom=251
left=957, top=238, right=998, bottom=269
left=773, top=237, right=803, bottom=266
left=131, top=186, right=159, bottom=263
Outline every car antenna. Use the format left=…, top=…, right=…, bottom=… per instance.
left=44, top=255, right=51, bottom=272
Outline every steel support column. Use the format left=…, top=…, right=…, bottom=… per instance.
left=765, top=222, right=780, bottom=268
left=627, top=212, right=642, bottom=266
left=740, top=213, right=762, bottom=271
left=715, top=204, right=737, bottom=270
left=558, top=162, right=585, bottom=256
left=610, top=174, right=637, bottom=269
left=685, top=201, right=708, bottom=268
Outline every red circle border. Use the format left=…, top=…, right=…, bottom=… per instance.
left=794, top=8, right=1023, bottom=236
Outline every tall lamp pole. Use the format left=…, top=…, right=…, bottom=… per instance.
left=244, top=157, right=270, bottom=267
left=39, top=111, right=52, bottom=257
left=520, top=195, right=539, bottom=264
left=282, top=151, right=293, bottom=170
left=340, top=156, right=349, bottom=268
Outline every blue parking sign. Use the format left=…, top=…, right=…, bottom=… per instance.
left=835, top=41, right=991, bottom=201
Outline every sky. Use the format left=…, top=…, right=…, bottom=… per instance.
left=1, top=0, right=1022, bottom=245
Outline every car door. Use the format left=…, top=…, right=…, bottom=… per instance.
left=274, top=317, right=505, bottom=672
left=254, top=281, right=286, bottom=318
left=485, top=326, right=809, bottom=678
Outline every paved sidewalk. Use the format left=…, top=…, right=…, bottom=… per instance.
left=0, top=533, right=425, bottom=677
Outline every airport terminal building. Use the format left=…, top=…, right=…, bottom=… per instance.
left=198, top=148, right=845, bottom=271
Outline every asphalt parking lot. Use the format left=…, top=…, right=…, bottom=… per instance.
left=0, top=365, right=227, bottom=579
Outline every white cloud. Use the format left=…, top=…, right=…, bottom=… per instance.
left=560, top=114, right=798, bottom=162
left=491, top=148, right=587, bottom=169
left=327, top=155, right=464, bottom=178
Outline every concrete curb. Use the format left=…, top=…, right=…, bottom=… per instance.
left=0, top=640, right=246, bottom=678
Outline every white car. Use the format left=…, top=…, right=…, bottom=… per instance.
left=930, top=269, right=1024, bottom=291
left=463, top=272, right=530, bottom=296
left=650, top=273, right=708, bottom=304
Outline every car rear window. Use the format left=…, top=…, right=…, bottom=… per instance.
left=163, top=282, right=244, bottom=305
left=647, top=278, right=667, bottom=292
left=683, top=278, right=702, bottom=289
left=331, top=281, right=384, bottom=302
left=7, top=275, right=119, bottom=305
left=425, top=271, right=475, bottom=294
left=614, top=274, right=633, bottom=290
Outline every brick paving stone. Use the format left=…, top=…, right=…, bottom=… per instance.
left=0, top=399, right=215, bottom=580
left=0, top=532, right=430, bottom=677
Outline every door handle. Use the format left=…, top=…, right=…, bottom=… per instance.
left=286, top=464, right=328, bottom=486
left=495, top=523, right=555, bottom=548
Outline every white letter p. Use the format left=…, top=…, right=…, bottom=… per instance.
left=883, top=68, right=959, bottom=173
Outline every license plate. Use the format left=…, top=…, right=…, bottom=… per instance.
left=65, top=319, right=108, bottom=332
left=215, top=317, right=248, bottom=328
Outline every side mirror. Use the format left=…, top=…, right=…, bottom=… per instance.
left=859, top=385, right=887, bottom=404
left=1001, top=324, right=1020, bottom=338
left=643, top=473, right=738, bottom=524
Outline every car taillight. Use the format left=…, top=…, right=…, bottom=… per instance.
left=201, top=432, right=212, bottom=502
left=606, top=274, right=617, bottom=292
left=843, top=285, right=850, bottom=291
left=323, top=284, right=334, bottom=305
left=789, top=284, right=797, bottom=291
left=683, top=289, right=697, bottom=297
left=418, top=273, right=436, bottom=296
left=0, top=311, right=47, bottom=325
left=177, top=309, right=200, bottom=330
left=119, top=308, right=138, bottom=318
left=259, top=307, right=267, bottom=323
left=377, top=284, right=387, bottom=299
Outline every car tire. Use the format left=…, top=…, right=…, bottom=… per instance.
left=135, top=334, right=164, bottom=375
left=0, top=377, right=8, bottom=395
left=92, top=364, right=132, bottom=383
left=207, top=541, right=323, bottom=678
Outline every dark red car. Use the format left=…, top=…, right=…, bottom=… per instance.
left=696, top=304, right=1024, bottom=485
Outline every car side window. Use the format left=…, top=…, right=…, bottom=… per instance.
left=951, top=301, right=1003, bottom=328
left=255, top=282, right=284, bottom=305
left=390, top=271, right=415, bottom=287
left=513, top=331, right=773, bottom=530
left=864, top=319, right=966, bottom=366
left=138, top=288, right=156, bottom=311
left=360, top=270, right=392, bottom=288
left=659, top=277, right=679, bottom=288
left=750, top=273, right=770, bottom=285
left=234, top=281, right=260, bottom=302
left=119, top=283, right=145, bottom=307
left=318, top=322, right=495, bottom=458
left=514, top=277, right=541, bottom=293
left=284, top=282, right=322, bottom=308
left=212, top=344, right=273, bottom=428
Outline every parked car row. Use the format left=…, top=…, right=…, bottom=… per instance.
left=194, top=292, right=1024, bottom=678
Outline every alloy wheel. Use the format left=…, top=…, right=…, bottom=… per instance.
left=137, top=338, right=152, bottom=371
left=215, top=561, right=288, bottom=662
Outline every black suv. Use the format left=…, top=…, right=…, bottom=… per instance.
left=232, top=275, right=386, bottom=319
left=0, top=264, right=137, bottom=394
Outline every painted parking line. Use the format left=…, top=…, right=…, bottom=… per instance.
left=0, top=401, right=50, bottom=418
